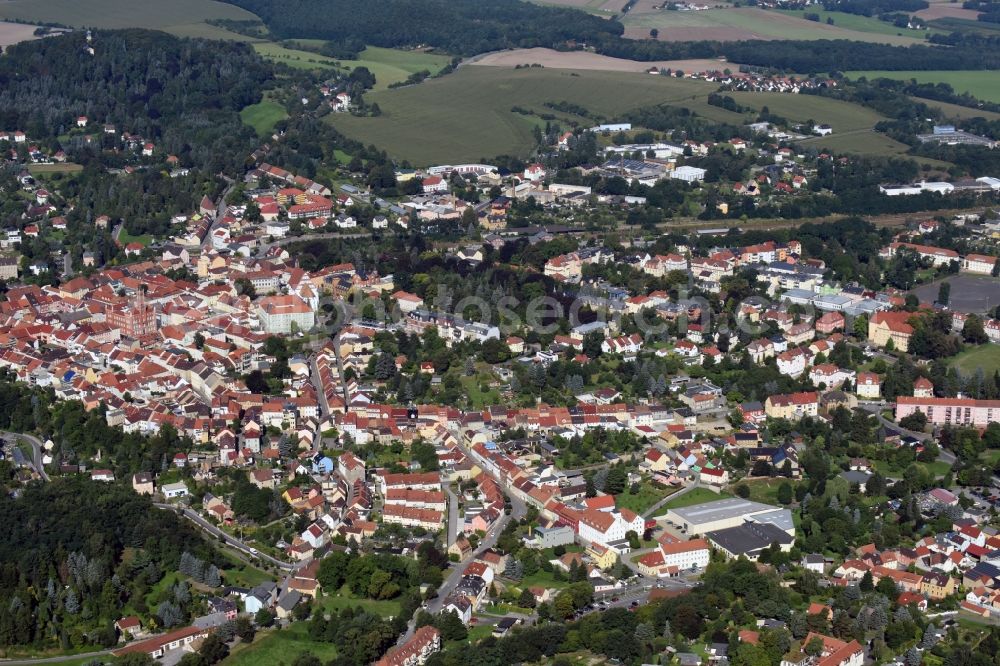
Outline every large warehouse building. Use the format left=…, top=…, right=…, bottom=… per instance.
left=664, top=498, right=789, bottom=535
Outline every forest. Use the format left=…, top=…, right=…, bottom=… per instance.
left=0, top=478, right=213, bottom=649
left=219, top=0, right=1000, bottom=71
left=0, top=30, right=269, bottom=172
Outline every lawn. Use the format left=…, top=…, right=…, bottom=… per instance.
left=459, top=375, right=502, bottom=410
left=517, top=568, right=573, bottom=590
left=327, top=66, right=718, bottom=164
left=0, top=0, right=260, bottom=40
left=240, top=98, right=287, bottom=137
left=222, top=622, right=337, bottom=666
left=614, top=480, right=677, bottom=515
left=220, top=551, right=273, bottom=588
left=662, top=487, right=731, bottom=510
left=117, top=228, right=153, bottom=247
left=950, top=344, right=1000, bottom=377
left=846, top=70, right=1000, bottom=103
left=319, top=587, right=402, bottom=618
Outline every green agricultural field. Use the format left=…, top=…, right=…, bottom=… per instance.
left=0, top=0, right=260, bottom=40
left=910, top=97, right=1000, bottom=121
left=222, top=623, right=337, bottom=666
left=950, top=344, right=1000, bottom=377
left=352, top=46, right=453, bottom=90
left=846, top=71, right=1000, bottom=103
left=327, top=66, right=719, bottom=164
left=621, top=6, right=925, bottom=44
left=729, top=92, right=887, bottom=133
left=777, top=9, right=939, bottom=38
left=253, top=42, right=342, bottom=71
left=240, top=99, right=287, bottom=137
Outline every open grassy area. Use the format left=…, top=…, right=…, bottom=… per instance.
left=352, top=46, right=453, bottom=91
left=219, top=550, right=273, bottom=588
left=739, top=478, right=792, bottom=504
left=777, top=9, right=939, bottom=38
left=0, top=0, right=260, bottom=40
left=662, top=487, right=730, bottom=510
left=27, top=163, right=83, bottom=175
left=872, top=458, right=952, bottom=479
left=319, top=587, right=402, bottom=618
left=253, top=42, right=341, bottom=71
left=730, top=92, right=887, bottom=133
left=614, top=480, right=677, bottom=514
left=846, top=70, right=1000, bottom=103
left=117, top=228, right=153, bottom=247
left=222, top=622, right=337, bottom=666
left=621, top=5, right=925, bottom=44
left=911, top=97, right=1000, bottom=121
left=950, top=344, right=1000, bottom=377
left=240, top=98, right=287, bottom=137
left=327, top=66, right=719, bottom=164
left=257, top=42, right=451, bottom=90
left=459, top=375, right=503, bottom=410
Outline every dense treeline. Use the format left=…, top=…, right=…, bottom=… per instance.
left=0, top=30, right=268, bottom=174
left=0, top=478, right=212, bottom=649
left=821, top=0, right=928, bottom=16
left=219, top=0, right=623, bottom=56
left=219, top=0, right=1000, bottom=70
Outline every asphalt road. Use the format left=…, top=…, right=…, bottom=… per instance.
left=446, top=485, right=460, bottom=547
left=2, top=430, right=50, bottom=481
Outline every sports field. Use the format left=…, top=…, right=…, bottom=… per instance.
left=0, top=0, right=260, bottom=40
left=327, top=66, right=721, bottom=164
left=846, top=71, right=1000, bottom=103
left=621, top=5, right=926, bottom=44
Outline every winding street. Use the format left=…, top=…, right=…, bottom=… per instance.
left=153, top=504, right=299, bottom=572
left=1, top=430, right=50, bottom=482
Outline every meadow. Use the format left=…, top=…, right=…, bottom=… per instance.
left=911, top=97, right=1000, bottom=121
left=255, top=42, right=452, bottom=90
left=776, top=9, right=939, bottom=39
left=846, top=71, right=1000, bottom=104
left=950, top=345, right=1000, bottom=377
left=620, top=5, right=926, bottom=44
left=327, top=65, right=914, bottom=164
left=327, top=66, right=723, bottom=164
left=0, top=0, right=260, bottom=40
left=221, top=623, right=337, bottom=666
